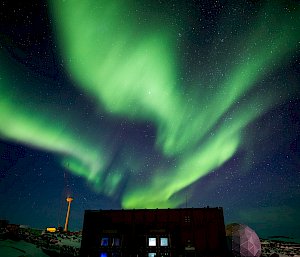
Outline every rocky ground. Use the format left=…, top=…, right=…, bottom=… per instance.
left=261, top=239, right=300, bottom=257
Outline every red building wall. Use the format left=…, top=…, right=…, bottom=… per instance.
left=80, top=208, right=229, bottom=257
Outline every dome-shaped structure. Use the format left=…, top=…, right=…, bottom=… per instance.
left=226, top=223, right=261, bottom=257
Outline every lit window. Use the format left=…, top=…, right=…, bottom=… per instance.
left=148, top=253, right=156, bottom=257
left=101, top=237, right=109, bottom=246
left=112, top=237, right=120, bottom=246
left=100, top=253, right=107, bottom=257
left=160, top=237, right=168, bottom=246
left=184, top=216, right=191, bottom=222
left=148, top=237, right=156, bottom=246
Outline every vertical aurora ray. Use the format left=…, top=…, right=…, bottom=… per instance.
left=49, top=0, right=181, bottom=123
left=48, top=0, right=300, bottom=208
left=123, top=84, right=292, bottom=208
left=157, top=1, right=300, bottom=156
left=3, top=0, right=295, bottom=209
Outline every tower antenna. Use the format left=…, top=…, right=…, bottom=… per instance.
left=64, top=197, right=73, bottom=232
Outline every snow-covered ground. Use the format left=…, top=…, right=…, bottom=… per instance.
left=59, top=237, right=81, bottom=248
left=0, top=239, right=49, bottom=257
left=1, top=236, right=300, bottom=257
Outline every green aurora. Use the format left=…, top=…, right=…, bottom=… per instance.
left=1, top=0, right=299, bottom=208
left=0, top=52, right=105, bottom=182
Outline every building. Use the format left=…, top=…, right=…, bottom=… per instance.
left=80, top=207, right=229, bottom=257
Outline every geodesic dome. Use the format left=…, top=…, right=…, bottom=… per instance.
left=226, top=223, right=261, bottom=257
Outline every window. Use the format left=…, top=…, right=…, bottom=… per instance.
left=112, top=237, right=120, bottom=246
left=100, top=253, right=107, bottom=257
left=148, top=253, right=156, bottom=257
left=160, top=237, right=168, bottom=246
left=184, top=216, right=191, bottom=223
left=148, top=237, right=156, bottom=246
left=101, top=237, right=109, bottom=246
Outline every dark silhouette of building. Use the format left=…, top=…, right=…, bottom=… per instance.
left=80, top=207, right=228, bottom=257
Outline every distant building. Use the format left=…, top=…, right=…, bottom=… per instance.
left=6, top=223, right=20, bottom=232
left=80, top=208, right=229, bottom=257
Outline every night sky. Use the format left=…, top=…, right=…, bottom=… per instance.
left=0, top=0, right=299, bottom=241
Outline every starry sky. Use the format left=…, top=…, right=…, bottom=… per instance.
left=0, top=0, right=299, bottom=240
